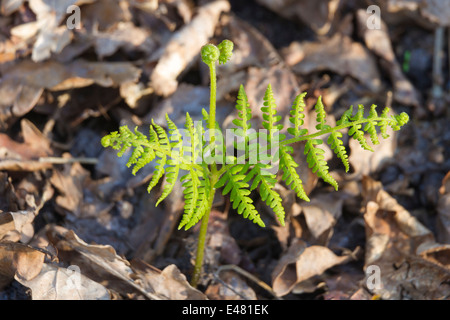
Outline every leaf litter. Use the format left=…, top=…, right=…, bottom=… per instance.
left=0, top=0, right=449, bottom=300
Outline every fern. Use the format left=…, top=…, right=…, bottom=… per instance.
left=215, top=164, right=265, bottom=227
left=233, top=84, right=254, bottom=163
left=279, top=144, right=310, bottom=201
left=288, top=92, right=308, bottom=137
left=101, top=39, right=409, bottom=287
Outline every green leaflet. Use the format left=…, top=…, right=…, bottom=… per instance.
left=215, top=165, right=265, bottom=227
left=304, top=139, right=338, bottom=191
left=288, top=92, right=308, bottom=137
left=178, top=168, right=210, bottom=230
left=261, top=84, right=284, bottom=146
left=155, top=116, right=181, bottom=206
left=244, top=163, right=285, bottom=226
left=349, top=104, right=374, bottom=151
left=279, top=145, right=310, bottom=202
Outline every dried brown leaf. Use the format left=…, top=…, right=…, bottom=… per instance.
left=271, top=239, right=351, bottom=296
left=0, top=241, right=46, bottom=289
left=362, top=176, right=450, bottom=299
left=301, top=193, right=343, bottom=245
left=0, top=59, right=140, bottom=119
left=256, top=0, right=340, bottom=35
left=356, top=9, right=420, bottom=107
left=150, top=0, right=230, bottom=96
left=291, top=33, right=382, bottom=92
left=49, top=162, right=89, bottom=217
left=0, top=210, right=36, bottom=243
left=16, top=263, right=110, bottom=300
left=93, top=22, right=154, bottom=59
left=46, top=225, right=167, bottom=299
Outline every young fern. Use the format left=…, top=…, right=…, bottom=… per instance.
left=101, top=39, right=409, bottom=287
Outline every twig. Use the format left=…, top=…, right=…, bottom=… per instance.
left=38, top=157, right=99, bottom=165
left=215, top=264, right=281, bottom=299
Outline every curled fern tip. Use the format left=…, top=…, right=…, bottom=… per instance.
left=217, top=39, right=234, bottom=65
left=201, top=44, right=220, bottom=65
left=101, top=135, right=111, bottom=148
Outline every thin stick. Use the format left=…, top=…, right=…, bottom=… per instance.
left=38, top=157, right=99, bottom=165
left=215, top=264, right=281, bottom=299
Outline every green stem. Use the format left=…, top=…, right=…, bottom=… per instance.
left=191, top=61, right=218, bottom=288
left=190, top=175, right=217, bottom=287
left=208, top=62, right=218, bottom=176
left=280, top=117, right=392, bottom=146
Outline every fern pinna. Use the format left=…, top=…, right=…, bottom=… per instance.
left=101, top=39, right=409, bottom=286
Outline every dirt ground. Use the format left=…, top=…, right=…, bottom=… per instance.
left=0, top=0, right=449, bottom=300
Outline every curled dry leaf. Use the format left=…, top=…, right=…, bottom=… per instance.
left=0, top=241, right=46, bottom=290
left=300, top=193, right=343, bottom=245
left=0, top=210, right=36, bottom=243
left=16, top=263, right=110, bottom=300
left=49, top=161, right=89, bottom=217
left=0, top=119, right=55, bottom=171
left=256, top=0, right=340, bottom=35
left=150, top=0, right=230, bottom=97
left=271, top=239, right=352, bottom=297
left=46, top=225, right=142, bottom=294
left=93, top=22, right=154, bottom=59
left=291, top=33, right=382, bottom=93
left=356, top=9, right=420, bottom=108
left=132, top=261, right=206, bottom=300
left=0, top=59, right=140, bottom=119
left=26, top=0, right=97, bottom=62
left=362, top=176, right=450, bottom=299
left=45, top=225, right=203, bottom=300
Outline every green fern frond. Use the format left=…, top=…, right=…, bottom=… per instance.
left=184, top=112, right=202, bottom=165
left=202, top=108, right=226, bottom=164
left=261, top=85, right=284, bottom=145
left=348, top=105, right=374, bottom=152
left=215, top=165, right=265, bottom=227
left=288, top=92, right=308, bottom=137
left=364, top=104, right=380, bottom=145
left=279, top=145, right=310, bottom=202
left=178, top=168, right=210, bottom=230
left=304, top=139, right=338, bottom=190
left=232, top=85, right=254, bottom=161
left=217, top=39, right=234, bottom=65
left=327, top=131, right=349, bottom=172
left=244, top=163, right=285, bottom=226
left=336, top=106, right=354, bottom=126
left=146, top=123, right=168, bottom=194
left=314, top=96, right=331, bottom=131
left=155, top=115, right=182, bottom=206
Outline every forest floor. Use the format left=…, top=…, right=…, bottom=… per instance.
left=0, top=0, right=449, bottom=300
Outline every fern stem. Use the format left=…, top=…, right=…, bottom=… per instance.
left=280, top=117, right=398, bottom=146
left=208, top=62, right=218, bottom=176
left=191, top=174, right=217, bottom=287
left=191, top=59, right=219, bottom=288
